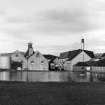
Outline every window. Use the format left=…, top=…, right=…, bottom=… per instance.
left=16, top=54, right=19, bottom=57
left=41, top=61, right=44, bottom=63
left=31, top=61, right=34, bottom=64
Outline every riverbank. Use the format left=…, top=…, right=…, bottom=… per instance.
left=0, top=81, right=105, bottom=105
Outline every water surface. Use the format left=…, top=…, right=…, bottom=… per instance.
left=0, top=70, right=105, bottom=82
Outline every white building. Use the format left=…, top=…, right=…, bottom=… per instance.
left=23, top=42, right=49, bottom=70
left=27, top=51, right=48, bottom=70
left=60, top=49, right=95, bottom=71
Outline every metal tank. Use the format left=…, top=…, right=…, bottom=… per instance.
left=0, top=56, right=11, bottom=69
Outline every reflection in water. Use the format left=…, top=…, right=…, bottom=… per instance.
left=0, top=70, right=105, bottom=82
left=96, top=73, right=105, bottom=81
left=0, top=71, right=10, bottom=81
left=70, top=72, right=90, bottom=82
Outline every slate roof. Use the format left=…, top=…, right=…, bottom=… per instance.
left=43, top=54, right=58, bottom=63
left=75, top=62, right=89, bottom=66
left=84, top=50, right=95, bottom=58
left=75, top=59, right=105, bottom=67
left=93, top=59, right=105, bottom=66
left=60, top=49, right=95, bottom=61
left=43, top=54, right=58, bottom=60
left=101, top=53, right=105, bottom=57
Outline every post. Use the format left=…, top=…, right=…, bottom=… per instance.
left=20, top=61, right=23, bottom=81
left=26, top=57, right=29, bottom=82
left=90, top=66, right=93, bottom=82
left=81, top=38, right=85, bottom=70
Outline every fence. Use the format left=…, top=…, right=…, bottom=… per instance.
left=91, top=67, right=105, bottom=73
left=73, top=66, right=105, bottom=73
left=73, top=66, right=87, bottom=71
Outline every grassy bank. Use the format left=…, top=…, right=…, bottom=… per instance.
left=0, top=81, right=105, bottom=105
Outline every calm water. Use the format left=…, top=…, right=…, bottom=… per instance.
left=0, top=70, right=105, bottom=82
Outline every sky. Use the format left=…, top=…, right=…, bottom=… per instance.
left=0, top=0, right=105, bottom=55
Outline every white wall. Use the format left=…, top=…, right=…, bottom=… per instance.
left=91, top=67, right=105, bottom=72
left=64, top=61, right=72, bottom=71
left=11, top=51, right=27, bottom=70
left=0, top=56, right=10, bottom=69
left=11, top=51, right=26, bottom=62
left=72, top=51, right=91, bottom=65
left=28, top=52, right=49, bottom=70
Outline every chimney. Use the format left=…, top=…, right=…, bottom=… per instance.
left=81, top=38, right=85, bottom=51
left=25, top=42, right=34, bottom=58
left=28, top=42, right=33, bottom=49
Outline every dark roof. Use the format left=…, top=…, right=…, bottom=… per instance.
left=75, top=62, right=89, bottom=66
left=60, top=49, right=95, bottom=60
left=84, top=50, right=95, bottom=58
left=101, top=53, right=105, bottom=57
left=43, top=54, right=58, bottom=60
left=85, top=61, right=97, bottom=66
left=43, top=54, right=58, bottom=63
left=93, top=59, right=105, bottom=66
left=76, top=59, right=105, bottom=67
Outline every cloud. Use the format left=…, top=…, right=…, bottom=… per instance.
left=33, top=0, right=105, bottom=35
left=36, top=8, right=100, bottom=34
